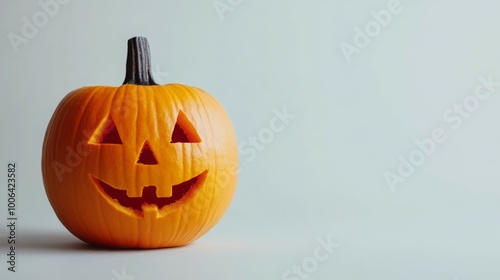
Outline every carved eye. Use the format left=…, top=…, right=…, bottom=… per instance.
left=170, top=110, right=201, bottom=143
left=88, top=116, right=122, bottom=144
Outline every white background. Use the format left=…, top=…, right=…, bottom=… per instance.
left=2, top=0, right=500, bottom=279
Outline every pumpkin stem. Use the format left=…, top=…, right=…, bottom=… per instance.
left=123, top=37, right=158, bottom=86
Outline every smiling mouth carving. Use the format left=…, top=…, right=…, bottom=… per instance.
left=91, top=170, right=208, bottom=213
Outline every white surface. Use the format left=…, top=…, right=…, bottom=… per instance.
left=2, top=0, right=500, bottom=279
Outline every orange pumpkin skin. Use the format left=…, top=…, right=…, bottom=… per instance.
left=41, top=38, right=238, bottom=248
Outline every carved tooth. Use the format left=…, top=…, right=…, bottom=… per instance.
left=156, top=185, right=172, bottom=198
left=125, top=186, right=141, bottom=198
left=143, top=205, right=160, bottom=218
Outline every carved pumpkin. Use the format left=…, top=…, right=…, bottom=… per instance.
left=41, top=37, right=238, bottom=248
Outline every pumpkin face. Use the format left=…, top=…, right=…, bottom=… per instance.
left=41, top=37, right=238, bottom=248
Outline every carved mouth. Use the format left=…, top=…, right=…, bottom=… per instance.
left=91, top=170, right=208, bottom=213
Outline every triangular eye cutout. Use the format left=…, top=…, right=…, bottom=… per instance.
left=88, top=116, right=123, bottom=144
left=171, top=110, right=202, bottom=143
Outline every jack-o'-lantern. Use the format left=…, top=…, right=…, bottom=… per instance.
left=41, top=37, right=238, bottom=248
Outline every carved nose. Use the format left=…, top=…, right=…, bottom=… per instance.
left=137, top=141, right=158, bottom=165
